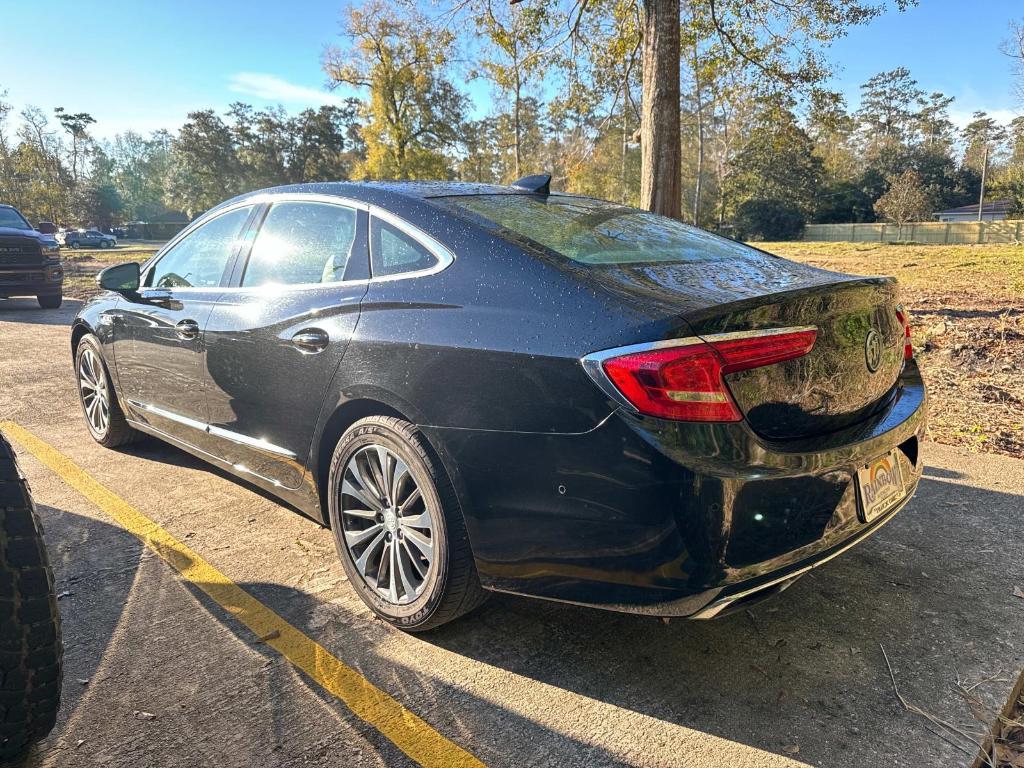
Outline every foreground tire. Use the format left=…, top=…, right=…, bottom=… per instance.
left=328, top=416, right=487, bottom=631
left=75, top=335, right=138, bottom=448
left=36, top=295, right=62, bottom=310
left=0, top=432, right=62, bottom=762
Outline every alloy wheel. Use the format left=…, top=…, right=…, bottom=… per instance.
left=78, top=347, right=110, bottom=436
left=339, top=444, right=434, bottom=605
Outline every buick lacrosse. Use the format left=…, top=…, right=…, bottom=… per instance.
left=72, top=175, right=926, bottom=630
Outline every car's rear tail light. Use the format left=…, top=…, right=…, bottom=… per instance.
left=895, top=307, right=912, bottom=360
left=592, top=329, right=817, bottom=422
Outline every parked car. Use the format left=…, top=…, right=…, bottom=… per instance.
left=0, top=430, right=63, bottom=761
left=71, top=177, right=927, bottom=631
left=63, top=229, right=116, bottom=249
left=0, top=204, right=64, bottom=308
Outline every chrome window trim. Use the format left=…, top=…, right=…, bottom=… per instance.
left=148, top=192, right=454, bottom=291
left=141, top=200, right=261, bottom=288
left=580, top=325, right=818, bottom=413
left=232, top=195, right=367, bottom=291
left=367, top=207, right=455, bottom=282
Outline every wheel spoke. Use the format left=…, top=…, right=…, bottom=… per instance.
left=344, top=523, right=383, bottom=548
left=354, top=529, right=386, bottom=573
left=391, top=457, right=411, bottom=502
left=400, top=538, right=426, bottom=579
left=349, top=457, right=385, bottom=508
left=396, top=544, right=418, bottom=598
left=403, top=527, right=433, bottom=563
left=399, top=509, right=430, bottom=530
left=387, top=542, right=399, bottom=602
left=398, top=486, right=421, bottom=512
left=375, top=446, right=392, bottom=500
left=342, top=478, right=383, bottom=513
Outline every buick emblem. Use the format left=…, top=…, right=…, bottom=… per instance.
left=864, top=329, right=882, bottom=373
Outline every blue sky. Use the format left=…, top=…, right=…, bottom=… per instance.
left=0, top=0, right=1020, bottom=139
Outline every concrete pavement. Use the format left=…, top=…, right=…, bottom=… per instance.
left=1, top=296, right=1022, bottom=767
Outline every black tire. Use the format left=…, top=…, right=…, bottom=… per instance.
left=0, top=432, right=62, bottom=762
left=36, top=295, right=61, bottom=310
left=327, top=416, right=488, bottom=632
left=74, top=334, right=139, bottom=448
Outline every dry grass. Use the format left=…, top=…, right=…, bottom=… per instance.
left=60, top=245, right=159, bottom=298
left=761, top=242, right=1024, bottom=458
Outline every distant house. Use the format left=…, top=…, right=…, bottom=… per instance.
left=934, top=200, right=1014, bottom=222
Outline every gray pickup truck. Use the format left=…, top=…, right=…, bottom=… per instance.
left=0, top=204, right=64, bottom=309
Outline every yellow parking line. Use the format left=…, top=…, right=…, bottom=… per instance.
left=2, top=421, right=485, bottom=768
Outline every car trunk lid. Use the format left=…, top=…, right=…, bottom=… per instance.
left=588, top=254, right=905, bottom=440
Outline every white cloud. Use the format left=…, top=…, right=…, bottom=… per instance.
left=949, top=107, right=1020, bottom=129
left=228, top=72, right=344, bottom=107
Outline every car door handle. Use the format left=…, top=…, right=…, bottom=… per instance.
left=174, top=319, right=200, bottom=341
left=291, top=328, right=329, bottom=354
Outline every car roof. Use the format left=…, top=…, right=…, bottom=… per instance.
left=217, top=180, right=571, bottom=216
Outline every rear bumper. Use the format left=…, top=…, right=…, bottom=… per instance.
left=423, top=361, right=926, bottom=617
left=0, top=266, right=63, bottom=298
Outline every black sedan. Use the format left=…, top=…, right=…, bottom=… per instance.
left=71, top=176, right=926, bottom=631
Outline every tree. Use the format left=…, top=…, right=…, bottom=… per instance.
left=874, top=169, right=931, bottom=237
left=733, top=198, right=805, bottom=240
left=1002, top=19, right=1024, bottom=106
left=53, top=107, right=96, bottom=186
left=70, top=180, right=123, bottom=229
left=468, top=0, right=558, bottom=180
left=165, top=110, right=243, bottom=219
left=569, top=0, right=913, bottom=218
left=915, top=91, right=956, bottom=151
left=323, top=1, right=464, bottom=180
left=856, top=67, right=924, bottom=150
left=726, top=101, right=823, bottom=218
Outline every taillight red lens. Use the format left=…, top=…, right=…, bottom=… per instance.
left=895, top=307, right=912, bottom=360
left=601, top=329, right=817, bottom=422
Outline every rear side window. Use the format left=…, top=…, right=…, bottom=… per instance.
left=148, top=205, right=253, bottom=288
left=370, top=217, right=438, bottom=277
left=437, top=194, right=758, bottom=266
left=243, top=201, right=358, bottom=287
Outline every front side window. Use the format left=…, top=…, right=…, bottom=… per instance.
left=147, top=206, right=253, bottom=288
left=242, top=201, right=357, bottom=287
left=437, top=194, right=761, bottom=266
left=370, top=217, right=438, bottom=278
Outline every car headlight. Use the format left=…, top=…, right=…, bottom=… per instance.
left=41, top=242, right=60, bottom=256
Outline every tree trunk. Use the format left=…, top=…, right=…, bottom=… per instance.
left=692, top=47, right=704, bottom=227
left=620, top=76, right=629, bottom=204
left=640, top=0, right=681, bottom=218
left=513, top=70, right=522, bottom=179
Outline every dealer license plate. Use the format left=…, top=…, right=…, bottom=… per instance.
left=856, top=450, right=905, bottom=522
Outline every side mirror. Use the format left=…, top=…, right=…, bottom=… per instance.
left=97, top=262, right=140, bottom=292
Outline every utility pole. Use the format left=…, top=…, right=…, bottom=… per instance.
left=978, top=143, right=990, bottom=222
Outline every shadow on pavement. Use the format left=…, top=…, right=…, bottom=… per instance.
left=0, top=298, right=82, bottom=327
left=28, top=465, right=1024, bottom=768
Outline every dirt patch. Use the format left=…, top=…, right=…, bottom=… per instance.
left=764, top=242, right=1024, bottom=458
left=60, top=246, right=159, bottom=299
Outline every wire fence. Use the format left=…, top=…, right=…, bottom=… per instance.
left=803, top=221, right=1024, bottom=245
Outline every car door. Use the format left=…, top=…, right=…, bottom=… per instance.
left=111, top=203, right=257, bottom=451
left=202, top=197, right=369, bottom=489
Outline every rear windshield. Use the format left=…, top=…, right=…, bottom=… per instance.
left=436, top=194, right=756, bottom=265
left=0, top=207, right=32, bottom=231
